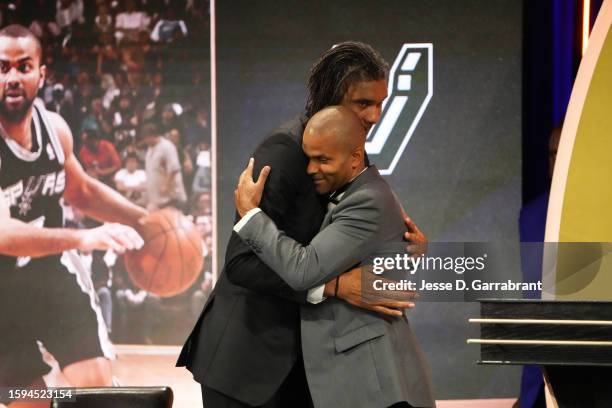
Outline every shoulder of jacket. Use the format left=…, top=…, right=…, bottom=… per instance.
left=344, top=178, right=396, bottom=209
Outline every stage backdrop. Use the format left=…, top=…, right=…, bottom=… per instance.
left=215, top=0, right=522, bottom=399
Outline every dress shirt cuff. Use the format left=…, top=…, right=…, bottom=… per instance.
left=234, top=208, right=262, bottom=232
left=306, top=284, right=326, bottom=304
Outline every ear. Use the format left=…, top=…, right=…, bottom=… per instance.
left=38, top=65, right=47, bottom=90
left=351, top=146, right=364, bottom=168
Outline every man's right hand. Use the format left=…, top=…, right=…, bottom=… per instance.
left=325, top=266, right=417, bottom=317
left=234, top=157, right=271, bottom=217
left=77, top=223, right=144, bottom=253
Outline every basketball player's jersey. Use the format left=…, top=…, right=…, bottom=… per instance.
left=0, top=100, right=66, bottom=271
left=0, top=102, right=115, bottom=381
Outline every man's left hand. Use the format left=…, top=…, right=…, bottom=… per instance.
left=234, top=157, right=271, bottom=217
left=325, top=266, right=417, bottom=318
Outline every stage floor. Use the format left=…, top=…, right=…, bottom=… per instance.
left=112, top=345, right=202, bottom=408
left=112, top=346, right=517, bottom=408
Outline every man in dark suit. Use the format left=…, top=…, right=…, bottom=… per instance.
left=178, top=42, right=426, bottom=408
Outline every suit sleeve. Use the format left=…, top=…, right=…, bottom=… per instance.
left=224, top=134, right=309, bottom=303
left=236, top=189, right=380, bottom=291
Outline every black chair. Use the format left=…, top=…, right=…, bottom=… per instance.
left=50, top=386, right=173, bottom=408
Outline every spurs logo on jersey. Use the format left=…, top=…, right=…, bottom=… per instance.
left=365, top=44, right=433, bottom=175
left=3, top=170, right=66, bottom=216
left=0, top=100, right=66, bottom=269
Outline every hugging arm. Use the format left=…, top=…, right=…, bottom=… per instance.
left=236, top=190, right=379, bottom=291
left=224, top=135, right=310, bottom=303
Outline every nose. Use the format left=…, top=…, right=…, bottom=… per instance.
left=306, top=160, right=318, bottom=176
left=366, top=105, right=383, bottom=125
left=361, top=107, right=380, bottom=131
left=5, top=67, right=20, bottom=85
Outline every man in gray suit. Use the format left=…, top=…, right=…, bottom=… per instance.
left=234, top=106, right=435, bottom=408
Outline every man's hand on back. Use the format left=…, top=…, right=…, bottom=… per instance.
left=234, top=158, right=271, bottom=217
left=325, top=266, right=417, bottom=318
left=327, top=214, right=426, bottom=317
left=403, top=214, right=427, bottom=257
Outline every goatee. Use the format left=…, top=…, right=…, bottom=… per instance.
left=0, top=96, right=35, bottom=123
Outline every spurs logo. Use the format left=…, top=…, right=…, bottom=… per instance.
left=366, top=44, right=433, bottom=175
left=3, top=170, right=66, bottom=215
left=19, top=176, right=44, bottom=216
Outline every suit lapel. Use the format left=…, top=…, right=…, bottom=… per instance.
left=321, top=166, right=380, bottom=228
left=342, top=165, right=379, bottom=198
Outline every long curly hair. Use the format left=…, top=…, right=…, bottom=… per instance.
left=305, top=41, right=389, bottom=118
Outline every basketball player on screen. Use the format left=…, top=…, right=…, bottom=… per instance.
left=0, top=25, right=147, bottom=406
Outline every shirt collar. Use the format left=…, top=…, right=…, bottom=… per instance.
left=328, top=166, right=369, bottom=204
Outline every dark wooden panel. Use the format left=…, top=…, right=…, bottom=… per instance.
left=482, top=324, right=612, bottom=341
left=480, top=299, right=612, bottom=320
left=479, top=343, right=612, bottom=365
left=472, top=300, right=612, bottom=366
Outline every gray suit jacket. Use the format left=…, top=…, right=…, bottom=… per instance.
left=237, top=166, right=435, bottom=408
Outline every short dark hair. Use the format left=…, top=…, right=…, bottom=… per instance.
left=305, top=41, right=389, bottom=118
left=0, top=24, right=43, bottom=62
left=139, top=122, right=158, bottom=138
left=82, top=127, right=101, bottom=140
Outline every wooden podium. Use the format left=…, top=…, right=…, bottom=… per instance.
left=468, top=300, right=612, bottom=407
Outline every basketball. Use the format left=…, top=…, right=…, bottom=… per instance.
left=125, top=207, right=204, bottom=297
